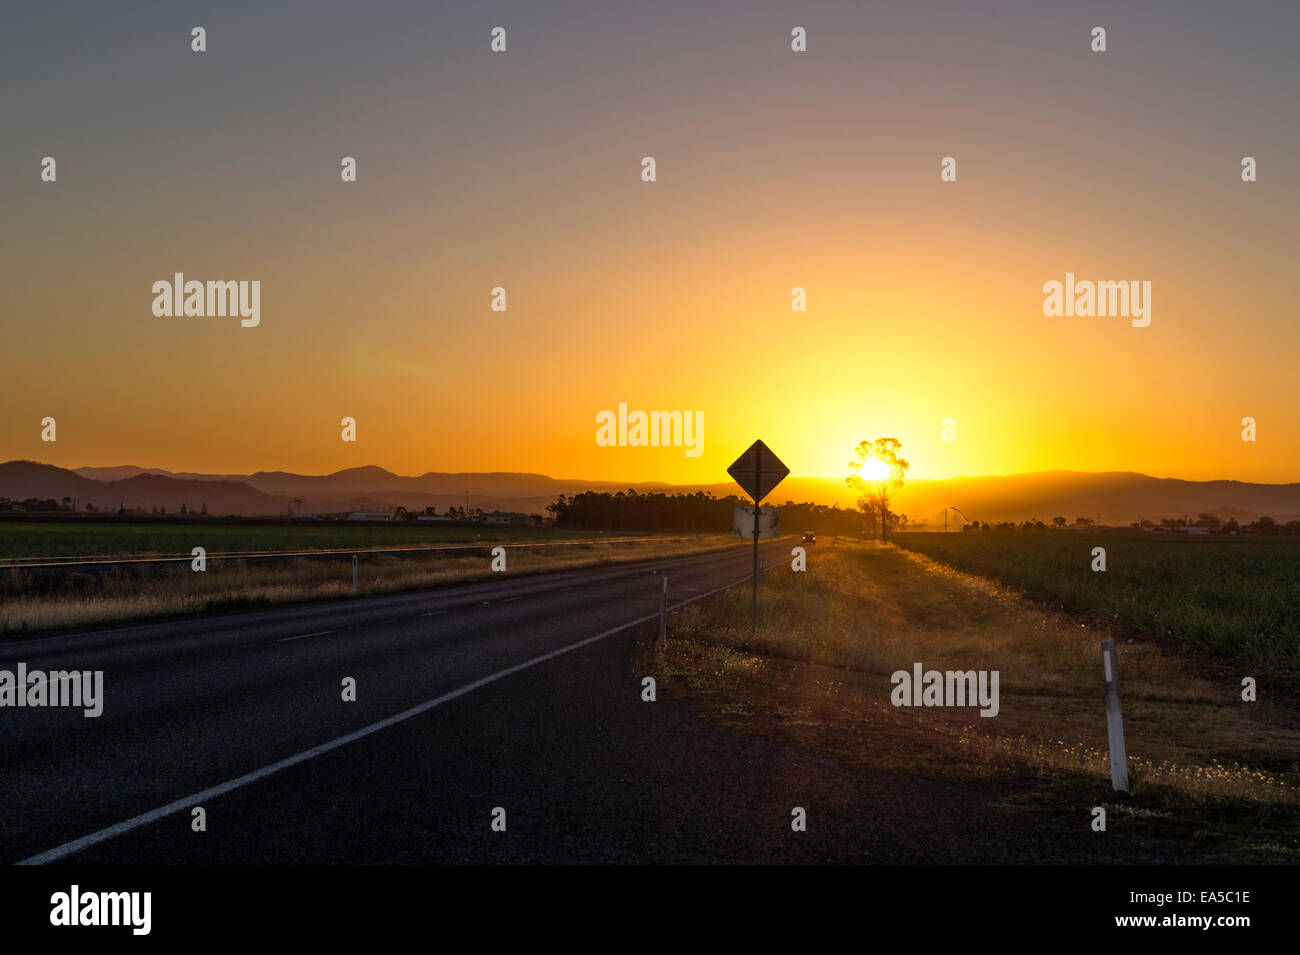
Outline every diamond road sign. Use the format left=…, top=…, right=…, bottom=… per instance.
left=727, top=439, right=789, bottom=504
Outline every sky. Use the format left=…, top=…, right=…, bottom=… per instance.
left=2, top=0, right=1297, bottom=485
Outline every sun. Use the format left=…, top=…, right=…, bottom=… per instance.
left=858, top=459, right=891, bottom=482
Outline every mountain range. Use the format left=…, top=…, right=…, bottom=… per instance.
left=2, top=461, right=1297, bottom=526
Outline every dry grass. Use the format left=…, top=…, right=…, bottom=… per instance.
left=651, top=540, right=1300, bottom=858
left=0, top=536, right=735, bottom=634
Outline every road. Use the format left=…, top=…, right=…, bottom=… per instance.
left=2, top=540, right=1185, bottom=864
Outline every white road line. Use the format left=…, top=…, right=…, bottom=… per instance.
left=418, top=610, right=447, bottom=617
left=275, top=631, right=334, bottom=643
left=16, top=570, right=759, bottom=866
left=16, top=609, right=661, bottom=866
left=15, top=624, right=138, bottom=644
left=503, top=596, right=522, bottom=602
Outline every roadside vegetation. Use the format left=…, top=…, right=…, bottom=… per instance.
left=0, top=535, right=737, bottom=635
left=548, top=490, right=864, bottom=532
left=894, top=532, right=1300, bottom=667
left=648, top=541, right=1300, bottom=862
left=0, top=521, right=689, bottom=561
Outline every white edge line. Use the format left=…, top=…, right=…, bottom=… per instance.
left=17, top=609, right=659, bottom=865
left=275, top=631, right=334, bottom=643
left=16, top=570, right=758, bottom=866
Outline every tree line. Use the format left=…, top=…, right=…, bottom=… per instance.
left=957, top=514, right=1300, bottom=535
left=0, top=497, right=208, bottom=515
left=546, top=490, right=865, bottom=532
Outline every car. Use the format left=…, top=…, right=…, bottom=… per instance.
left=802, top=531, right=816, bottom=544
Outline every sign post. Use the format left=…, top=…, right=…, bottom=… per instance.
left=727, top=439, right=789, bottom=631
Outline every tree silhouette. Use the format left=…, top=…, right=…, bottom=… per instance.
left=845, top=438, right=910, bottom=542
left=545, top=490, right=863, bottom=532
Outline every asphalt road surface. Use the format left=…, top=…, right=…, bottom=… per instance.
left=2, top=541, right=1186, bottom=864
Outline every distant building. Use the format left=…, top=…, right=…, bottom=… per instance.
left=1179, top=526, right=1211, bottom=534
left=347, top=512, right=392, bottom=522
left=417, top=515, right=457, bottom=523
left=482, top=511, right=532, bottom=526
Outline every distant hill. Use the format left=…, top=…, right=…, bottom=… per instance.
left=0, top=462, right=1293, bottom=524
left=684, top=472, right=1300, bottom=526
left=63, top=463, right=686, bottom=515
left=887, top=470, right=1300, bottom=527
left=1, top=461, right=284, bottom=515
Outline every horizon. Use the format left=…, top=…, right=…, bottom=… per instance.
left=11, top=458, right=1300, bottom=489
left=7, top=456, right=1300, bottom=528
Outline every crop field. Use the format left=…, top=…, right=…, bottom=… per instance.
left=0, top=520, right=680, bottom=561
left=893, top=532, right=1300, bottom=667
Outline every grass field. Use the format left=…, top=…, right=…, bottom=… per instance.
left=0, top=532, right=738, bottom=634
left=0, top=520, right=667, bottom=561
left=893, top=532, right=1300, bottom=667
left=648, top=541, right=1300, bottom=862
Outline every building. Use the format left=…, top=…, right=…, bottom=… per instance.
left=347, top=512, right=392, bottom=522
left=481, top=511, right=532, bottom=526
